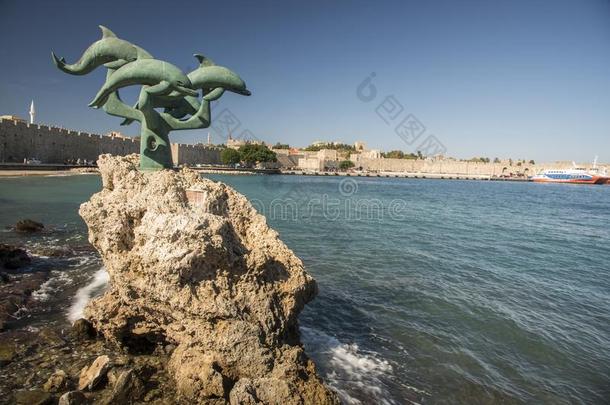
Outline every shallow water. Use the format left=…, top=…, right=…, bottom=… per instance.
left=1, top=174, right=609, bottom=404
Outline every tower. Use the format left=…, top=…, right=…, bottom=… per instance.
left=207, top=132, right=211, bottom=145
left=29, top=100, right=35, bottom=124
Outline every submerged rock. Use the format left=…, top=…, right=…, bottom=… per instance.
left=0, top=244, right=31, bottom=270
left=14, top=219, right=44, bottom=233
left=79, top=154, right=338, bottom=404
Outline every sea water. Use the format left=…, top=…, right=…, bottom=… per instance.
left=0, top=174, right=608, bottom=404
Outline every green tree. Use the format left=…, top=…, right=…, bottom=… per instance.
left=529, top=159, right=535, bottom=165
left=493, top=157, right=500, bottom=163
left=238, top=144, right=277, bottom=166
left=304, top=143, right=356, bottom=152
left=383, top=150, right=405, bottom=159
left=339, top=160, right=355, bottom=171
left=417, top=150, right=423, bottom=159
left=273, top=142, right=290, bottom=149
left=221, top=148, right=241, bottom=165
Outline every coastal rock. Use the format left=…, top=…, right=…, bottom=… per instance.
left=43, top=369, right=68, bottom=392
left=103, top=368, right=145, bottom=404
left=58, top=391, right=87, bottom=405
left=78, top=355, right=110, bottom=391
left=0, top=244, right=31, bottom=269
left=71, top=318, right=96, bottom=340
left=14, top=389, right=52, bottom=405
left=0, top=340, right=16, bottom=365
left=14, top=219, right=45, bottom=233
left=0, top=270, right=48, bottom=331
left=79, top=154, right=338, bottom=404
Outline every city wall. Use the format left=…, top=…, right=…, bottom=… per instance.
left=348, top=156, right=609, bottom=177
left=0, top=118, right=220, bottom=166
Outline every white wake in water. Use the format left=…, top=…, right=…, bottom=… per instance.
left=300, top=326, right=396, bottom=405
left=67, top=267, right=109, bottom=323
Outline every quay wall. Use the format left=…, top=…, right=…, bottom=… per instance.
left=0, top=118, right=220, bottom=166
left=349, top=157, right=609, bottom=176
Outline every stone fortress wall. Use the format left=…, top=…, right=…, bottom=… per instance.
left=0, top=118, right=221, bottom=166
left=349, top=156, right=609, bottom=177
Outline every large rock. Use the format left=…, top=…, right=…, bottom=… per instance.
left=79, top=154, right=338, bottom=404
left=78, top=355, right=110, bottom=391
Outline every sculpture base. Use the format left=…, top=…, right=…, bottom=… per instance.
left=79, top=154, right=339, bottom=404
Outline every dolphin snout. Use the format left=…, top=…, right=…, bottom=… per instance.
left=236, top=88, right=251, bottom=96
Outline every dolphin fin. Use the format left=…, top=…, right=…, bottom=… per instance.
left=194, top=54, right=215, bottom=67
left=99, top=25, right=118, bottom=39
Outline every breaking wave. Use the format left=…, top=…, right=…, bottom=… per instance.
left=67, top=267, right=109, bottom=323
left=300, top=326, right=396, bottom=405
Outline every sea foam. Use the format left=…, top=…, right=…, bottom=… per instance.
left=300, top=326, right=395, bottom=405
left=67, top=267, right=109, bottom=323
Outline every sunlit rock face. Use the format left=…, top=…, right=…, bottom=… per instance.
left=80, top=154, right=339, bottom=404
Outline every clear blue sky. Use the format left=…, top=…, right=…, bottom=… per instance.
left=1, top=0, right=609, bottom=162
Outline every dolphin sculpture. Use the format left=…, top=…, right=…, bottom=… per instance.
left=88, top=58, right=198, bottom=108
left=118, top=54, right=250, bottom=125
left=51, top=26, right=152, bottom=75
left=188, top=54, right=251, bottom=97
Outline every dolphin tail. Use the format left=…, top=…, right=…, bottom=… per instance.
left=51, top=52, right=65, bottom=68
left=89, top=87, right=111, bottom=108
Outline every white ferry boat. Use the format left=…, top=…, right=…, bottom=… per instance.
left=531, top=158, right=609, bottom=184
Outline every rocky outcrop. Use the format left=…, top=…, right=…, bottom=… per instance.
left=79, top=154, right=338, bottom=404
left=14, top=219, right=44, bottom=233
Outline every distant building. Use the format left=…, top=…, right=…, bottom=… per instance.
left=361, top=149, right=381, bottom=159
left=317, top=149, right=338, bottom=161
left=226, top=134, right=262, bottom=150
left=354, top=141, right=366, bottom=151
left=106, top=131, right=130, bottom=139
left=0, top=115, right=26, bottom=122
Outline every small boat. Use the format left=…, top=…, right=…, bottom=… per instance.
left=531, top=157, right=609, bottom=184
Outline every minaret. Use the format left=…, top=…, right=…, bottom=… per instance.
left=29, top=100, right=35, bottom=124
left=207, top=132, right=211, bottom=145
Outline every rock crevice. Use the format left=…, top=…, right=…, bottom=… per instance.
left=79, top=154, right=338, bottom=404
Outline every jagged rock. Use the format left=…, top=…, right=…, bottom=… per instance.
left=14, top=389, right=52, bottom=405
left=58, top=391, right=87, bottom=405
left=78, top=355, right=110, bottom=391
left=43, top=369, right=69, bottom=392
left=79, top=154, right=338, bottom=404
left=102, top=368, right=145, bottom=404
left=14, top=219, right=44, bottom=233
left=71, top=318, right=96, bottom=340
left=0, top=244, right=31, bottom=269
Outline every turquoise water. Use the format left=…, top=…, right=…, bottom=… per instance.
left=1, top=174, right=609, bottom=404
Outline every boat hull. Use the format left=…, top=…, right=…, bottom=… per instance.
left=532, top=176, right=609, bottom=184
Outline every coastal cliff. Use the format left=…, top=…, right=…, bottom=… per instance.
left=78, top=154, right=339, bottom=404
